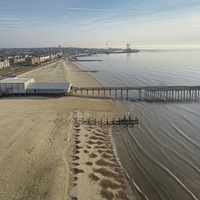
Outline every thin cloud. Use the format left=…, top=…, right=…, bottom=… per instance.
left=0, top=17, right=23, bottom=21
left=128, top=10, right=155, bottom=14
left=68, top=7, right=154, bottom=14
left=67, top=7, right=112, bottom=12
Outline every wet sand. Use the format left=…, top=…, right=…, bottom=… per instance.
left=0, top=60, right=135, bottom=200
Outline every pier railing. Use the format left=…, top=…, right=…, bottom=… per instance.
left=72, top=86, right=200, bottom=102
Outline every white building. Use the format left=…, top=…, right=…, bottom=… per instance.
left=0, top=77, right=35, bottom=95
left=0, top=61, right=4, bottom=69
left=26, top=83, right=72, bottom=95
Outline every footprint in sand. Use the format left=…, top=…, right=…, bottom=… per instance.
left=89, top=135, right=98, bottom=140
left=71, top=162, right=80, bottom=166
left=91, top=136, right=109, bottom=142
left=85, top=161, right=93, bottom=166
left=94, top=136, right=106, bottom=140
left=73, top=168, right=84, bottom=174
left=87, top=140, right=96, bottom=145
left=94, top=132, right=105, bottom=137
left=104, top=149, right=113, bottom=154
left=116, top=190, right=131, bottom=200
left=72, top=156, right=80, bottom=161
left=93, top=168, right=121, bottom=179
left=102, top=153, right=113, bottom=159
left=75, top=140, right=81, bottom=144
left=110, top=157, right=117, bottom=163
left=89, top=153, right=97, bottom=158
left=100, top=179, right=121, bottom=189
left=71, top=197, right=78, bottom=200
left=99, top=130, right=109, bottom=135
left=71, top=176, right=78, bottom=182
left=89, top=173, right=100, bottom=182
left=116, top=178, right=125, bottom=185
left=84, top=149, right=89, bottom=154
left=95, top=141, right=103, bottom=145
left=95, top=159, right=116, bottom=168
left=74, top=134, right=80, bottom=138
left=94, top=149, right=113, bottom=154
left=100, top=188, right=114, bottom=200
left=73, top=150, right=80, bottom=154
left=70, top=183, right=77, bottom=188
left=74, top=128, right=81, bottom=132
left=94, top=145, right=108, bottom=149
left=75, top=144, right=83, bottom=149
left=97, top=149, right=104, bottom=154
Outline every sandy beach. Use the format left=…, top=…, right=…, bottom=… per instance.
left=0, top=60, right=134, bottom=200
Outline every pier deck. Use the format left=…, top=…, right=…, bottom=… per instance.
left=72, top=86, right=200, bottom=101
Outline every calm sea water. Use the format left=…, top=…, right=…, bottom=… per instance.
left=75, top=49, right=200, bottom=200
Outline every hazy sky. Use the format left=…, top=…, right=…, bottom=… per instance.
left=1, top=0, right=200, bottom=48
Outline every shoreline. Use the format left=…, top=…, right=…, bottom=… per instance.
left=64, top=60, right=103, bottom=87
left=0, top=59, right=136, bottom=200
left=65, top=60, right=136, bottom=199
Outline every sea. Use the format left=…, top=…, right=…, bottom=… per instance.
left=75, top=49, right=200, bottom=200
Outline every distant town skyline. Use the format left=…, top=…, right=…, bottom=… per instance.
left=1, top=0, right=200, bottom=49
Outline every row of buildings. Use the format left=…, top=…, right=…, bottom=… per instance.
left=0, top=53, right=61, bottom=69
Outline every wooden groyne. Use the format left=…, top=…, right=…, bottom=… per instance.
left=81, top=116, right=138, bottom=127
left=72, top=86, right=200, bottom=102
left=71, top=69, right=99, bottom=73
left=75, top=59, right=103, bottom=62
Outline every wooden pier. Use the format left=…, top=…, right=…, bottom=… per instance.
left=72, top=86, right=200, bottom=101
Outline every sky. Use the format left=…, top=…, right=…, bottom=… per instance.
left=0, top=0, right=200, bottom=48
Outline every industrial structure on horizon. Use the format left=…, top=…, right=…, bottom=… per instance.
left=104, top=43, right=139, bottom=54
